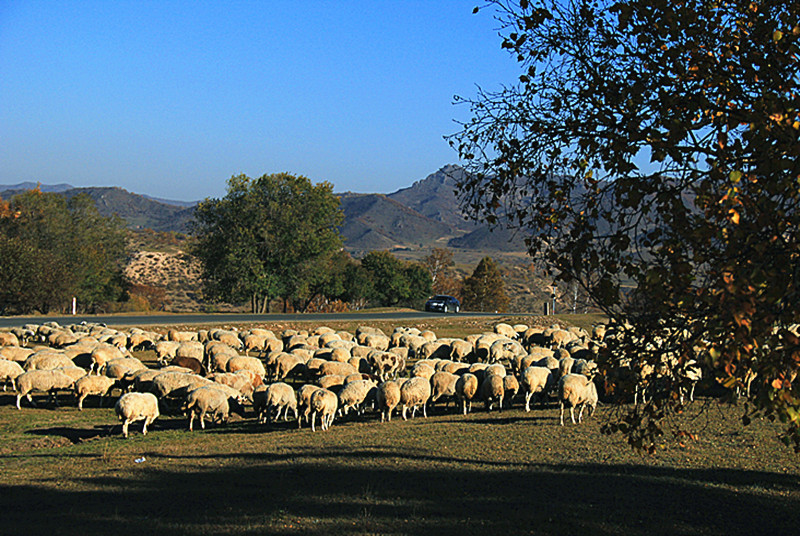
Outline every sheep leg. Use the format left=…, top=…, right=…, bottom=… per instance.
left=78, top=394, right=86, bottom=411
left=422, top=403, right=427, bottom=418
left=559, top=402, right=565, bottom=426
left=189, top=412, right=195, bottom=431
left=577, top=403, right=585, bottom=423
left=122, top=420, right=130, bottom=438
left=570, top=406, right=577, bottom=424
left=525, top=391, right=532, bottom=412
left=402, top=406, right=408, bottom=421
left=142, top=418, right=149, bottom=435
left=311, top=411, right=317, bottom=432
left=200, top=410, right=207, bottom=430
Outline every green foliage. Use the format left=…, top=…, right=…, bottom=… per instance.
left=360, top=250, right=432, bottom=308
left=0, top=189, right=127, bottom=313
left=191, top=173, right=345, bottom=312
left=451, top=1, right=800, bottom=450
left=461, top=256, right=509, bottom=312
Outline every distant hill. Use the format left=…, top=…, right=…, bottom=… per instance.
left=0, top=185, right=196, bottom=233
left=1, top=165, right=530, bottom=254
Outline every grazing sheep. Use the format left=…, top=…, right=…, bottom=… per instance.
left=449, top=339, right=475, bottom=362
left=0, top=359, right=25, bottom=391
left=226, top=355, right=267, bottom=378
left=503, top=374, right=520, bottom=408
left=338, top=379, right=377, bottom=416
left=0, top=345, right=35, bottom=363
left=411, top=361, right=436, bottom=380
left=0, top=332, right=20, bottom=346
left=208, top=371, right=259, bottom=399
left=23, top=351, right=75, bottom=371
left=269, top=352, right=306, bottom=382
left=400, top=376, right=432, bottom=420
left=253, top=382, right=298, bottom=424
left=150, top=371, right=206, bottom=400
left=89, top=344, right=126, bottom=374
left=167, top=329, right=197, bottom=342
left=310, top=388, right=338, bottom=431
left=318, top=374, right=347, bottom=392
left=558, top=373, right=598, bottom=425
left=494, top=323, right=517, bottom=340
left=206, top=342, right=238, bottom=372
left=296, top=384, right=323, bottom=428
left=430, top=371, right=459, bottom=407
left=368, top=350, right=405, bottom=381
left=169, top=355, right=206, bottom=376
left=455, top=373, right=479, bottom=415
left=480, top=374, right=505, bottom=412
left=318, top=360, right=357, bottom=378
left=376, top=380, right=401, bottom=422
left=102, top=357, right=146, bottom=380
left=115, top=392, right=160, bottom=437
left=154, top=340, right=181, bottom=365
left=74, top=374, right=117, bottom=410
left=520, top=366, right=554, bottom=411
left=15, top=369, right=76, bottom=409
left=183, top=385, right=245, bottom=431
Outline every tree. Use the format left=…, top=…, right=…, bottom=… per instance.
left=450, top=1, right=800, bottom=451
left=0, top=189, right=127, bottom=313
left=422, top=247, right=462, bottom=298
left=360, top=250, right=432, bottom=308
left=461, top=257, right=509, bottom=312
left=192, top=173, right=344, bottom=313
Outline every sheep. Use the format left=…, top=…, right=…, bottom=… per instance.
left=183, top=385, right=245, bottom=431
left=169, top=355, right=206, bottom=376
left=15, top=369, right=76, bottom=409
left=411, top=362, right=436, bottom=380
left=558, top=373, right=598, bottom=425
left=154, top=340, right=181, bottom=364
left=208, top=371, right=259, bottom=399
left=0, top=345, right=34, bottom=363
left=309, top=388, right=338, bottom=431
left=102, top=357, right=146, bottom=380
left=480, top=374, right=505, bottom=412
left=115, top=392, right=160, bottom=437
left=269, top=352, right=306, bottom=382
left=150, top=371, right=207, bottom=400
left=318, top=360, right=357, bottom=378
left=376, top=380, right=401, bottom=422
left=337, top=379, right=377, bottom=417
left=74, top=375, right=117, bottom=410
left=296, top=384, right=323, bottom=428
left=0, top=359, right=25, bottom=391
left=89, top=344, right=127, bottom=374
left=253, top=382, right=298, bottom=424
left=167, top=329, right=197, bottom=342
left=503, top=374, right=520, bottom=408
left=449, top=339, right=474, bottom=362
left=455, top=373, right=479, bottom=415
left=318, top=374, right=347, bottom=392
left=430, top=371, right=459, bottom=407
left=494, top=323, right=517, bottom=339
left=0, top=331, right=20, bottom=346
left=367, top=350, right=405, bottom=381
left=23, top=351, right=75, bottom=371
left=399, top=376, right=432, bottom=420
left=206, top=342, right=238, bottom=372
left=520, top=366, right=554, bottom=411
left=226, top=355, right=267, bottom=378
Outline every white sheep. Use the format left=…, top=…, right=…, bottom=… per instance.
left=520, top=366, right=553, bottom=412
left=400, top=376, right=432, bottom=420
left=15, top=369, right=76, bottom=409
left=0, top=359, right=24, bottom=391
left=480, top=374, right=505, bottom=412
left=253, top=382, right=298, bottom=424
left=310, top=388, right=338, bottom=431
left=455, top=373, right=479, bottom=415
left=376, top=380, right=401, bottom=422
left=115, top=392, right=160, bottom=437
left=74, top=374, right=117, bottom=410
left=337, top=379, right=377, bottom=416
left=0, top=345, right=34, bottom=363
left=430, top=371, right=459, bottom=407
left=558, top=373, right=598, bottom=425
left=296, top=384, right=323, bottom=428
left=226, top=355, right=267, bottom=378
left=23, top=351, right=74, bottom=371
left=183, top=385, right=245, bottom=431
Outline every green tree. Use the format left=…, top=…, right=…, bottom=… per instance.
left=0, top=189, right=127, bottom=313
left=360, top=250, right=432, bottom=308
left=192, top=173, right=344, bottom=312
left=450, top=1, right=800, bottom=450
left=461, top=257, right=509, bottom=312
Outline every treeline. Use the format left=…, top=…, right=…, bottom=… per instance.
left=0, top=176, right=509, bottom=314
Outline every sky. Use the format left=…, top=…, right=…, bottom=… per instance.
left=0, top=1, right=522, bottom=201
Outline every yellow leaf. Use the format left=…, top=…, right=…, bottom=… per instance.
left=729, top=208, right=740, bottom=224
left=729, top=170, right=742, bottom=183
left=773, top=30, right=783, bottom=42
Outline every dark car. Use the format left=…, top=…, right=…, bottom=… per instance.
left=424, top=295, right=460, bottom=313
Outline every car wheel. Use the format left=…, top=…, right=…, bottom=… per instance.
left=455, top=305, right=460, bottom=313
left=443, top=305, right=449, bottom=313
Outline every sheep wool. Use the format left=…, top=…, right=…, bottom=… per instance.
left=115, top=392, right=160, bottom=437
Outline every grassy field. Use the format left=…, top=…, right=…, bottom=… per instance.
left=2, top=314, right=799, bottom=535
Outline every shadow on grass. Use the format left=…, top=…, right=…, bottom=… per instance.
left=3, top=443, right=800, bottom=535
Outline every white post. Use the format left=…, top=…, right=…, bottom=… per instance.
left=72, top=297, right=77, bottom=315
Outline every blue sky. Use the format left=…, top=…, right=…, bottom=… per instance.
left=0, top=1, right=521, bottom=201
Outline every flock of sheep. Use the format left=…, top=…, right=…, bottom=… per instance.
left=0, top=320, right=642, bottom=437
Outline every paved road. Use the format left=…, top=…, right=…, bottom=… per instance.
left=0, top=311, right=506, bottom=329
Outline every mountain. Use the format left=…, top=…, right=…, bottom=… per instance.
left=1, top=165, right=529, bottom=254
left=0, top=185, right=196, bottom=233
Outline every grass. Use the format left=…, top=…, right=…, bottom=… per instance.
left=1, top=314, right=798, bottom=535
